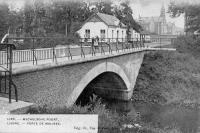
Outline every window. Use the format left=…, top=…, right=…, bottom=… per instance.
left=85, top=29, right=90, bottom=38
left=100, top=29, right=106, bottom=39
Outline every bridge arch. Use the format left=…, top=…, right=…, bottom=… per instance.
left=67, top=62, right=131, bottom=106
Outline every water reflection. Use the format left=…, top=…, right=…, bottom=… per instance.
left=103, top=100, right=200, bottom=133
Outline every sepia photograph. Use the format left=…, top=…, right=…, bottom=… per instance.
left=0, top=0, right=199, bottom=132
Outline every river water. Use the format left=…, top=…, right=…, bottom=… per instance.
left=103, top=100, right=200, bottom=133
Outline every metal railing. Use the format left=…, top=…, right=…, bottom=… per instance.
left=0, top=37, right=146, bottom=65
left=0, top=43, right=18, bottom=103
left=0, top=37, right=175, bottom=66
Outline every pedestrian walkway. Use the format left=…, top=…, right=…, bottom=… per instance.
left=0, top=97, right=34, bottom=114
left=1, top=45, right=175, bottom=75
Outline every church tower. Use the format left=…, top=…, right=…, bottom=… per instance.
left=160, top=3, right=167, bottom=35
left=160, top=4, right=166, bottom=18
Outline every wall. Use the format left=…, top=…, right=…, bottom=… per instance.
left=77, top=22, right=108, bottom=38
left=77, top=22, right=127, bottom=41
left=130, top=29, right=141, bottom=41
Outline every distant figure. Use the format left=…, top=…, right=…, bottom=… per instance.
left=84, top=34, right=88, bottom=43
left=95, top=36, right=99, bottom=42
left=91, top=37, right=95, bottom=46
left=94, top=36, right=99, bottom=48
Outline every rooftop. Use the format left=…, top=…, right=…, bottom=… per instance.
left=88, top=12, right=127, bottom=28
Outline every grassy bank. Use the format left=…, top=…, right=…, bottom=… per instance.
left=26, top=35, right=200, bottom=132
left=133, top=35, right=200, bottom=107
left=27, top=98, right=139, bottom=133
left=27, top=98, right=181, bottom=133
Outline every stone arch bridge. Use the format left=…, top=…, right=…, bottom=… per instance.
left=0, top=42, right=175, bottom=108
left=11, top=50, right=144, bottom=107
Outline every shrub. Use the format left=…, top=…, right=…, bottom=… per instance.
left=134, top=35, right=200, bottom=106
left=174, top=35, right=200, bottom=58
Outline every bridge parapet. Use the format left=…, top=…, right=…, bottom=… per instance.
left=0, top=36, right=175, bottom=66
left=0, top=36, right=176, bottom=105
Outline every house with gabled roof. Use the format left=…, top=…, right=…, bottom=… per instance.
left=77, top=12, right=127, bottom=42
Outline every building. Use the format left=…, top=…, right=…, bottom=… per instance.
left=77, top=13, right=127, bottom=42
left=138, top=5, right=183, bottom=35
left=129, top=28, right=140, bottom=40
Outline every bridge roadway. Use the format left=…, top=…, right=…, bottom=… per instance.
left=0, top=41, right=175, bottom=110
left=0, top=42, right=171, bottom=71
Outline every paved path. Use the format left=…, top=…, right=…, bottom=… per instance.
left=1, top=48, right=146, bottom=72
left=0, top=42, right=174, bottom=73
left=145, top=42, right=171, bottom=47
left=0, top=97, right=33, bottom=114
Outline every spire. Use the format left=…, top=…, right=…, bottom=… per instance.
left=160, top=3, right=165, bottom=18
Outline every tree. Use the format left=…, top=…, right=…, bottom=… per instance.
left=8, top=10, right=24, bottom=36
left=114, top=1, right=142, bottom=36
left=4, top=0, right=142, bottom=39
left=23, top=0, right=48, bottom=37
left=168, top=2, right=200, bottom=33
left=90, top=1, right=142, bottom=37
left=94, top=1, right=114, bottom=15
left=49, top=0, right=92, bottom=35
left=0, top=2, right=9, bottom=39
left=168, top=1, right=185, bottom=18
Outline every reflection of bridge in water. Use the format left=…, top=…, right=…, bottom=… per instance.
left=0, top=37, right=176, bottom=113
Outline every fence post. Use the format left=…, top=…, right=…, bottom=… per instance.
left=8, top=45, right=12, bottom=103
left=91, top=38, right=95, bottom=56
left=100, top=38, right=105, bottom=54
left=67, top=44, right=72, bottom=60
left=80, top=39, right=85, bottom=58
left=160, top=37, right=161, bottom=48
left=116, top=38, right=119, bottom=52
left=52, top=47, right=57, bottom=63
left=32, top=38, right=37, bottom=65
left=32, top=38, right=35, bottom=65
left=108, top=38, right=112, bottom=54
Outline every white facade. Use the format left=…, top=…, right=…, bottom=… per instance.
left=77, top=22, right=127, bottom=42
left=78, top=22, right=107, bottom=39
left=77, top=13, right=127, bottom=42
left=144, top=35, right=151, bottom=42
left=130, top=28, right=141, bottom=41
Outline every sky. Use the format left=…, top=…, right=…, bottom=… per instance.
left=2, top=0, right=200, bottom=29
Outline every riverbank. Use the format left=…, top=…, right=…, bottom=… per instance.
left=28, top=97, right=189, bottom=133
left=26, top=35, right=200, bottom=133
left=133, top=35, right=200, bottom=108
